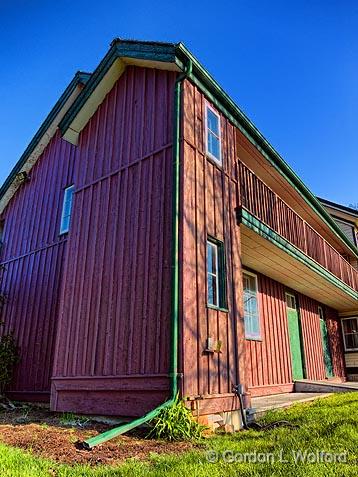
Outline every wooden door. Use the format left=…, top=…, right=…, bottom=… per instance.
left=286, top=293, right=304, bottom=380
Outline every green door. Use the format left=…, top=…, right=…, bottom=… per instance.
left=286, top=293, right=304, bottom=380
left=319, top=307, right=333, bottom=378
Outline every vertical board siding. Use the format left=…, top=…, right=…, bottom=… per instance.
left=0, top=66, right=176, bottom=408
left=325, top=307, right=346, bottom=378
left=245, top=273, right=293, bottom=390
left=297, top=294, right=327, bottom=381
left=0, top=131, right=76, bottom=396
left=181, top=80, right=245, bottom=403
left=181, top=79, right=346, bottom=404
left=52, top=67, right=176, bottom=415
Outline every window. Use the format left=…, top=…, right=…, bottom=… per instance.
left=342, top=317, right=358, bottom=351
left=243, top=272, right=260, bottom=339
left=207, top=238, right=226, bottom=308
left=286, top=294, right=297, bottom=310
left=205, top=104, right=221, bottom=164
left=60, top=185, right=75, bottom=235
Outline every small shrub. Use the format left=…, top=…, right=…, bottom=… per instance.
left=148, top=395, right=205, bottom=441
left=59, top=412, right=90, bottom=427
left=0, top=332, right=19, bottom=395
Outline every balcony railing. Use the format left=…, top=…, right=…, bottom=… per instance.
left=238, top=161, right=358, bottom=291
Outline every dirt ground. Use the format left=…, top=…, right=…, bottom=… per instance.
left=0, top=403, right=198, bottom=466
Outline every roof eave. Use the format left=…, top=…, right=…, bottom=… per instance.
left=0, top=71, right=91, bottom=215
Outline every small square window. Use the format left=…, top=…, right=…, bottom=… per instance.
left=205, top=104, right=221, bottom=164
left=207, top=238, right=226, bottom=309
left=60, top=185, right=75, bottom=235
left=243, top=272, right=261, bottom=339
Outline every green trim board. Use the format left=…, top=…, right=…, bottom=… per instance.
left=239, top=208, right=358, bottom=301
left=0, top=71, right=91, bottom=206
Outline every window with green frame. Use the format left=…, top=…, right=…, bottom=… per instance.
left=207, top=238, right=227, bottom=309
left=243, top=271, right=261, bottom=339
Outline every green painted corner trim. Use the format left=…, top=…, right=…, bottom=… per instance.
left=239, top=208, right=358, bottom=300
left=0, top=71, right=91, bottom=203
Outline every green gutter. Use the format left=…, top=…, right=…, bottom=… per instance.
left=81, top=59, right=192, bottom=450
left=0, top=72, right=91, bottom=202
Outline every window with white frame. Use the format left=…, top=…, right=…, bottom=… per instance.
left=205, top=104, right=221, bottom=164
left=60, top=185, right=75, bottom=235
left=342, top=317, right=358, bottom=351
left=207, top=238, right=226, bottom=308
left=243, top=272, right=260, bottom=339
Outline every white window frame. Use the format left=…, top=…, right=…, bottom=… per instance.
left=207, top=240, right=220, bottom=307
left=342, top=316, right=358, bottom=352
left=243, top=270, right=261, bottom=340
left=60, top=185, right=75, bottom=235
left=205, top=102, right=222, bottom=165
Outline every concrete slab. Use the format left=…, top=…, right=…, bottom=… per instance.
left=252, top=392, right=332, bottom=417
left=295, top=380, right=358, bottom=393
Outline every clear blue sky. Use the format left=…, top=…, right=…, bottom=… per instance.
left=0, top=0, right=357, bottom=205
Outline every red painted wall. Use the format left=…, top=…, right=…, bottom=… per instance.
left=246, top=274, right=346, bottom=396
left=180, top=80, right=246, bottom=414
left=325, top=306, right=346, bottom=378
left=0, top=132, right=76, bottom=399
left=51, top=66, right=177, bottom=416
left=245, top=273, right=293, bottom=396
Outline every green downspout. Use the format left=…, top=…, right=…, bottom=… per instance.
left=81, top=59, right=192, bottom=450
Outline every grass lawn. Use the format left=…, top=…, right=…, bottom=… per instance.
left=0, top=392, right=357, bottom=476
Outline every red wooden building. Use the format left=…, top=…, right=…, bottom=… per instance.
left=0, top=39, right=357, bottom=424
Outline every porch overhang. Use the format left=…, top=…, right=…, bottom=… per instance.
left=239, top=208, right=358, bottom=312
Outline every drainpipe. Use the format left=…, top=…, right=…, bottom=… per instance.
left=81, top=59, right=192, bottom=450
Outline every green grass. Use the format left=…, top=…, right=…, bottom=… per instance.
left=0, top=393, right=357, bottom=476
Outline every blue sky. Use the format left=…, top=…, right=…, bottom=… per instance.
left=0, top=0, right=357, bottom=205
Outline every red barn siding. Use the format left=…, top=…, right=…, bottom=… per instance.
left=297, top=294, right=327, bottom=380
left=0, top=132, right=76, bottom=398
left=245, top=273, right=293, bottom=396
left=180, top=80, right=245, bottom=413
left=325, top=307, right=346, bottom=378
left=51, top=66, right=177, bottom=416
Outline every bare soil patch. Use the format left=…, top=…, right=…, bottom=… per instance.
left=0, top=404, right=198, bottom=466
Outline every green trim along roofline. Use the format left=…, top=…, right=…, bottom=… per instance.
left=239, top=207, right=358, bottom=301
left=1, top=38, right=357, bottom=259
left=0, top=71, right=91, bottom=212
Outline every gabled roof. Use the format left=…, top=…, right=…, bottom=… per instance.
left=0, top=71, right=91, bottom=215
left=1, top=38, right=357, bottom=259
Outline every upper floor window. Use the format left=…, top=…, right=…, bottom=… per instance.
left=207, top=238, right=226, bottom=309
left=60, top=185, right=75, bottom=235
left=243, top=271, right=261, bottom=340
left=205, top=104, right=221, bottom=164
left=342, top=317, right=358, bottom=352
